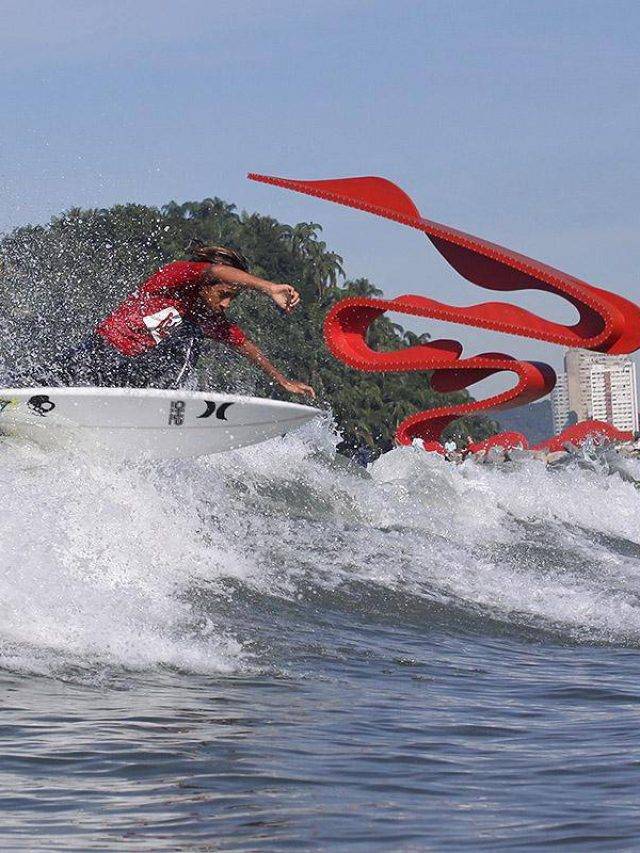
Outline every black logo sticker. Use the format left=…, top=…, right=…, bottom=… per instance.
left=198, top=401, right=234, bottom=421
left=198, top=400, right=217, bottom=419
left=28, top=395, right=56, bottom=417
left=169, top=400, right=186, bottom=426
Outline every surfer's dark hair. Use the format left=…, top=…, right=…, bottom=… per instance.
left=186, top=238, right=249, bottom=272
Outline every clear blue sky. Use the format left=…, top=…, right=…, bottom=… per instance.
left=2, top=0, right=639, bottom=383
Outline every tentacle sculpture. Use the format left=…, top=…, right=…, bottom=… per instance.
left=249, top=172, right=640, bottom=452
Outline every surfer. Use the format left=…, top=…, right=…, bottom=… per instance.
left=50, top=241, right=316, bottom=397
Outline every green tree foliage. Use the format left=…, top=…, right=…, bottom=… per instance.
left=0, top=197, right=498, bottom=456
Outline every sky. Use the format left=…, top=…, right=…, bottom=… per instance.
left=2, top=0, right=639, bottom=389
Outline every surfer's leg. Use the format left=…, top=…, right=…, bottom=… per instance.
left=47, top=335, right=132, bottom=387
left=122, top=331, right=202, bottom=389
left=93, top=340, right=138, bottom=387
left=36, top=336, right=98, bottom=386
left=46, top=327, right=202, bottom=389
left=167, top=334, right=201, bottom=389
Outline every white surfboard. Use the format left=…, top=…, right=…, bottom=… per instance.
left=0, top=387, right=319, bottom=459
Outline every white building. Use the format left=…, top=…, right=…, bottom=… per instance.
left=589, top=360, right=638, bottom=433
left=551, top=349, right=639, bottom=435
left=550, top=372, right=570, bottom=434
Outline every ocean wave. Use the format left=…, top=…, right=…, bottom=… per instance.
left=1, top=420, right=640, bottom=681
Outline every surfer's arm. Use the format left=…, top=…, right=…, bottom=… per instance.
left=236, top=338, right=316, bottom=399
left=205, top=266, right=300, bottom=314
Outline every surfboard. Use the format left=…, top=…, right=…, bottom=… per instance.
left=0, top=387, right=319, bottom=458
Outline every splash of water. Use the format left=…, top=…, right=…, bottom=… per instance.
left=1, top=419, right=640, bottom=683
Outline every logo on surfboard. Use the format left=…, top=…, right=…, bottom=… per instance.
left=168, top=400, right=186, bottom=426
left=28, top=395, right=55, bottom=417
left=197, top=401, right=234, bottom=421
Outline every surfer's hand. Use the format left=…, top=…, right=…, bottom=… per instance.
left=270, top=284, right=300, bottom=313
left=280, top=379, right=316, bottom=399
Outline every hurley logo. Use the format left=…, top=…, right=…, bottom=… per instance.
left=197, top=401, right=234, bottom=421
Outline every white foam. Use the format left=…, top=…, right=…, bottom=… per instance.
left=2, top=422, right=640, bottom=680
left=0, top=440, right=249, bottom=678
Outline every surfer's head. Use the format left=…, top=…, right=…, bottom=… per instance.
left=186, top=239, right=249, bottom=272
left=203, top=284, right=241, bottom=311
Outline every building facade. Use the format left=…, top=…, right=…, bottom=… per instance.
left=589, top=360, right=638, bottom=432
left=551, top=350, right=639, bottom=435
left=550, top=372, right=570, bottom=435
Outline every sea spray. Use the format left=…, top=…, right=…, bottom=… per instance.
left=2, top=420, right=640, bottom=685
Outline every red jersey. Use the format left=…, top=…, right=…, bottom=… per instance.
left=96, top=261, right=246, bottom=356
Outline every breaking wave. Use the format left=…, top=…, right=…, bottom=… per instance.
left=1, top=417, right=640, bottom=683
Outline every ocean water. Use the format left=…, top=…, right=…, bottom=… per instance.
left=2, top=420, right=640, bottom=850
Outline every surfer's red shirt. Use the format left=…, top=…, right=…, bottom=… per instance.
left=96, top=261, right=246, bottom=356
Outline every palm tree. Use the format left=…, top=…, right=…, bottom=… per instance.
left=286, top=222, right=323, bottom=253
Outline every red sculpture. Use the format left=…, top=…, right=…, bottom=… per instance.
left=249, top=172, right=640, bottom=453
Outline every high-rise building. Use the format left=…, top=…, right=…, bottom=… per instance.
left=564, top=349, right=592, bottom=422
left=550, top=372, right=570, bottom=434
left=589, top=360, right=638, bottom=432
left=551, top=349, right=639, bottom=435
